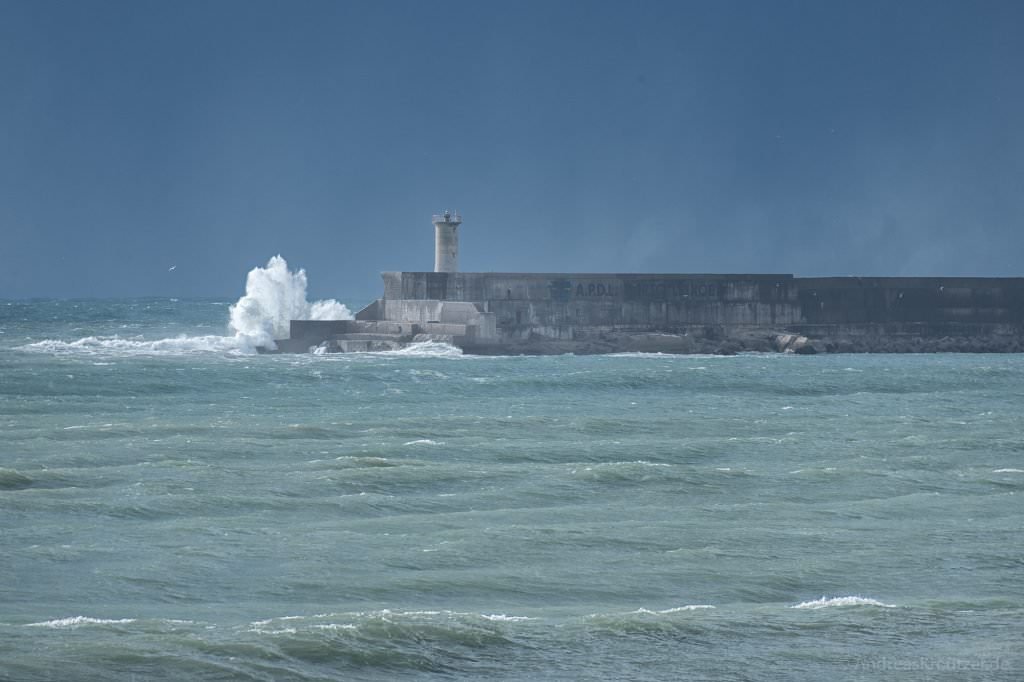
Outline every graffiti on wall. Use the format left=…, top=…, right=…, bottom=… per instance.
left=548, top=278, right=722, bottom=302
left=624, top=280, right=720, bottom=301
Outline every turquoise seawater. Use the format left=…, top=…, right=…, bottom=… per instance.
left=2, top=299, right=1022, bottom=680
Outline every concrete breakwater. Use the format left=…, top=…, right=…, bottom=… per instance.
left=271, top=272, right=1024, bottom=354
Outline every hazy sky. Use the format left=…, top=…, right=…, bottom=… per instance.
left=2, top=0, right=1022, bottom=300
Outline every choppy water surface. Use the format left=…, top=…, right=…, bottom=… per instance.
left=2, top=300, right=1022, bottom=680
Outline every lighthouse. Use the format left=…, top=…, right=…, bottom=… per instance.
left=432, top=210, right=462, bottom=272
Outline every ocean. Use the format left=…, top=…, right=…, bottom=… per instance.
left=2, top=294, right=1022, bottom=680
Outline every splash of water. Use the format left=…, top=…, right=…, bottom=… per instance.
left=229, top=256, right=352, bottom=349
left=18, top=256, right=353, bottom=355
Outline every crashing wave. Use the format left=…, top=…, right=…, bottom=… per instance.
left=19, top=256, right=352, bottom=356
left=228, top=255, right=351, bottom=349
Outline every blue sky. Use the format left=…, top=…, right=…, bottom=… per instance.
left=2, top=0, right=1022, bottom=300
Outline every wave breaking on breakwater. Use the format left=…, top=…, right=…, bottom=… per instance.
left=19, top=256, right=352, bottom=356
left=228, top=255, right=351, bottom=349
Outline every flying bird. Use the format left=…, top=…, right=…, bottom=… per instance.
left=168, top=265, right=177, bottom=271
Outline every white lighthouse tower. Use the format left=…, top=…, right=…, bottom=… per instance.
left=432, top=210, right=463, bottom=272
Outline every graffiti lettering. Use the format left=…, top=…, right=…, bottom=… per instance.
left=549, top=279, right=723, bottom=300
left=574, top=283, right=616, bottom=297
left=624, top=280, right=720, bottom=301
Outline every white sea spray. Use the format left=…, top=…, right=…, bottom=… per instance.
left=228, top=255, right=351, bottom=349
left=19, top=256, right=351, bottom=355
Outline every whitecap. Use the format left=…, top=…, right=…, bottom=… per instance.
left=20, top=334, right=252, bottom=357
left=791, top=596, right=896, bottom=609
left=383, top=341, right=464, bottom=358
left=403, top=439, right=442, bottom=446
left=631, top=605, right=715, bottom=616
left=607, top=352, right=736, bottom=359
left=312, top=623, right=357, bottom=630
left=26, top=616, right=136, bottom=628
left=657, top=605, right=715, bottom=613
left=250, top=626, right=297, bottom=635
left=592, top=460, right=670, bottom=468
left=993, top=468, right=1024, bottom=473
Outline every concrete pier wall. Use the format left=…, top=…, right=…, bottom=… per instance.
left=382, top=272, right=803, bottom=330
left=381, top=272, right=1024, bottom=328
left=796, top=277, right=1024, bottom=324
left=372, top=271, right=1024, bottom=353
left=270, top=272, right=1024, bottom=354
